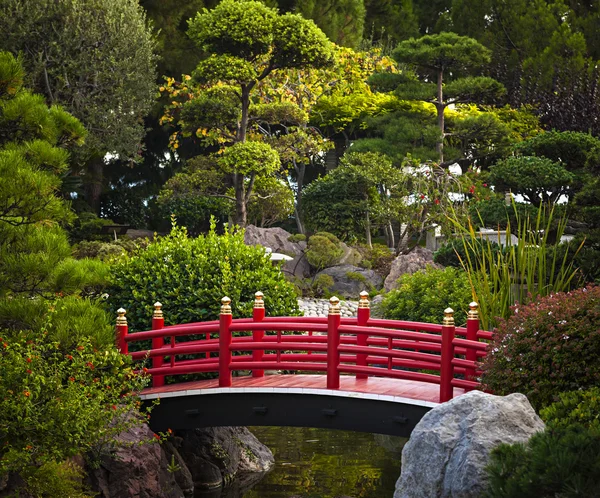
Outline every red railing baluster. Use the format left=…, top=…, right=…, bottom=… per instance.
left=276, top=330, right=281, bottom=364
left=356, top=291, right=370, bottom=380
left=205, top=332, right=210, bottom=359
left=170, top=333, right=175, bottom=368
left=465, top=302, right=479, bottom=386
left=252, top=292, right=265, bottom=377
left=219, top=297, right=233, bottom=387
left=388, top=336, right=393, bottom=370
left=152, top=302, right=165, bottom=388
left=440, top=308, right=456, bottom=402
left=116, top=308, right=128, bottom=355
left=327, top=297, right=341, bottom=389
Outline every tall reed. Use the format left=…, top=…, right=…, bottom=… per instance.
left=449, top=202, right=583, bottom=330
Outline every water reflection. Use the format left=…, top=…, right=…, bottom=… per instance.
left=233, top=426, right=405, bottom=498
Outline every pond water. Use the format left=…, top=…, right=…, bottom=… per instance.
left=238, top=426, right=405, bottom=498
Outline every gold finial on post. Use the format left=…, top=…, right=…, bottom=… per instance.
left=443, top=307, right=455, bottom=326
left=254, top=291, right=264, bottom=309
left=153, top=302, right=163, bottom=319
left=358, top=291, right=370, bottom=309
left=328, top=296, right=341, bottom=315
left=116, top=308, right=127, bottom=326
left=220, top=296, right=232, bottom=315
left=467, top=302, right=479, bottom=321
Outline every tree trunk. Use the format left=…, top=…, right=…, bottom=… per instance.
left=294, top=160, right=306, bottom=234
left=365, top=210, right=372, bottom=248
left=233, top=173, right=247, bottom=227
left=85, top=157, right=104, bottom=214
left=436, top=68, right=444, bottom=163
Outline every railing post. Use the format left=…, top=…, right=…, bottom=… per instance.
left=356, top=291, right=370, bottom=380
left=465, top=302, right=479, bottom=385
left=116, top=308, right=128, bottom=355
left=327, top=296, right=341, bottom=389
left=219, top=296, right=233, bottom=388
left=252, top=291, right=265, bottom=378
left=152, top=302, right=165, bottom=388
left=440, top=307, right=455, bottom=403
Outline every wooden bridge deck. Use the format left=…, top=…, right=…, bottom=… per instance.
left=140, top=374, right=466, bottom=407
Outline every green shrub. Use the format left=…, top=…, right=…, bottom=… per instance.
left=72, top=238, right=149, bottom=261
left=312, top=274, right=334, bottom=298
left=485, top=425, right=600, bottom=498
left=380, top=266, right=472, bottom=325
left=305, top=233, right=344, bottom=271
left=107, top=221, right=299, bottom=332
left=69, top=212, right=115, bottom=242
left=357, top=243, right=394, bottom=277
left=287, top=233, right=306, bottom=243
left=540, top=388, right=600, bottom=431
left=481, top=286, right=600, bottom=410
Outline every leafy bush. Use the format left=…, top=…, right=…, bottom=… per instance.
left=107, top=221, right=299, bottom=332
left=312, top=274, right=334, bottom=298
left=287, top=233, right=306, bottom=243
left=357, top=243, right=394, bottom=277
left=481, top=286, right=600, bottom=410
left=305, top=233, right=344, bottom=271
left=485, top=425, right=600, bottom=498
left=69, top=212, right=116, bottom=242
left=72, top=238, right=149, bottom=261
left=540, top=388, right=600, bottom=431
left=380, top=266, right=472, bottom=325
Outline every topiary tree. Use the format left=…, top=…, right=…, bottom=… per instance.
left=305, top=232, right=345, bottom=271
left=106, top=221, right=299, bottom=332
left=481, top=286, right=600, bottom=411
left=380, top=266, right=473, bottom=325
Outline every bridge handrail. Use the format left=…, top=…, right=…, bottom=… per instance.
left=115, top=293, right=489, bottom=403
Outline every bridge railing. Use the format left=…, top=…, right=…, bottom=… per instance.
left=116, top=291, right=490, bottom=403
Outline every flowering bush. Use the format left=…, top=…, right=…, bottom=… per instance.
left=0, top=331, right=150, bottom=479
left=481, top=286, right=600, bottom=410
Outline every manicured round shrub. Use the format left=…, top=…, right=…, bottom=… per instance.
left=305, top=232, right=344, bottom=271
left=107, top=222, right=299, bottom=332
left=380, top=266, right=473, bottom=325
left=485, top=425, right=600, bottom=498
left=481, top=286, right=600, bottom=410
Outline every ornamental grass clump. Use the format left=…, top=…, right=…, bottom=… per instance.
left=481, top=286, right=600, bottom=411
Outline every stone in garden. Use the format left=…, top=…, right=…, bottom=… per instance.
left=384, top=247, right=441, bottom=291
left=315, top=264, right=383, bottom=299
left=244, top=225, right=310, bottom=278
left=394, top=391, right=545, bottom=498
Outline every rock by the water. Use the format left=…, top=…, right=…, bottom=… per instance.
left=394, top=391, right=545, bottom=498
left=384, top=247, right=441, bottom=291
left=315, top=264, right=383, bottom=298
left=87, top=421, right=187, bottom=498
left=177, top=427, right=274, bottom=491
left=244, top=225, right=310, bottom=278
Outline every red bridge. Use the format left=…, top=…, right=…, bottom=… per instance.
left=117, top=292, right=491, bottom=436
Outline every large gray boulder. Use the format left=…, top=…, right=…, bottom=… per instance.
left=244, top=225, right=310, bottom=278
left=384, top=246, right=441, bottom=291
left=394, top=391, right=545, bottom=498
left=315, top=264, right=383, bottom=298
left=177, top=427, right=274, bottom=492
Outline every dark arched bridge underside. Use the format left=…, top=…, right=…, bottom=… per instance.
left=141, top=374, right=465, bottom=437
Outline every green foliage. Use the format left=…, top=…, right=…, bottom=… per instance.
left=246, top=176, right=295, bottom=228
left=357, top=243, right=394, bottom=277
left=380, top=266, right=472, bottom=325
left=287, top=234, right=306, bottom=243
left=481, top=286, right=600, bottom=411
left=484, top=425, right=600, bottom=498
left=107, top=221, right=299, bottom=332
left=69, top=212, right=115, bottom=242
left=450, top=203, right=581, bottom=330
left=0, top=329, right=150, bottom=478
left=305, top=233, right=344, bottom=271
left=219, top=141, right=280, bottom=177
left=311, top=274, right=335, bottom=298
left=541, top=388, right=600, bottom=431
left=21, top=460, right=92, bottom=498
left=433, top=238, right=503, bottom=269
left=489, top=156, right=574, bottom=206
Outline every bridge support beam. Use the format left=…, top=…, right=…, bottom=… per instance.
left=327, top=296, right=341, bottom=389
left=219, top=297, right=233, bottom=387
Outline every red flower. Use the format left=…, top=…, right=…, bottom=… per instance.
left=483, top=183, right=487, bottom=187
left=24, top=391, right=30, bottom=397
left=154, top=433, right=160, bottom=440
left=167, top=428, right=173, bottom=435
left=420, top=194, right=425, bottom=200
left=77, top=346, right=85, bottom=351
left=66, top=355, right=73, bottom=360
left=86, top=362, right=94, bottom=370
left=26, top=369, right=32, bottom=374
left=26, top=357, right=31, bottom=363
left=434, top=199, right=440, bottom=205
left=142, top=367, right=149, bottom=374
left=69, top=377, right=75, bottom=382
left=112, top=405, right=117, bottom=411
